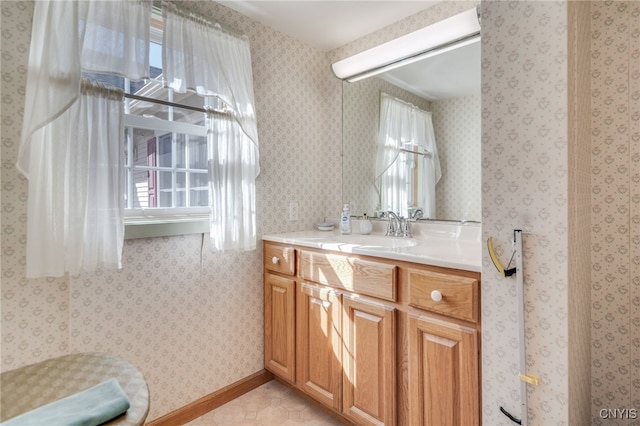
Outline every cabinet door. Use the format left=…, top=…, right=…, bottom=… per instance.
left=408, top=315, right=479, bottom=426
left=342, top=295, right=396, bottom=426
left=264, top=273, right=296, bottom=383
left=296, top=283, right=342, bottom=411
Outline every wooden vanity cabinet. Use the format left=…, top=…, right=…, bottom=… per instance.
left=408, top=315, right=479, bottom=426
left=296, top=282, right=342, bottom=410
left=263, top=244, right=296, bottom=383
left=342, top=294, right=396, bottom=426
left=263, top=241, right=481, bottom=426
left=406, top=267, right=480, bottom=426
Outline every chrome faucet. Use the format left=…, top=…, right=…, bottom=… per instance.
left=385, top=211, right=401, bottom=236
left=409, top=208, right=424, bottom=220
left=400, top=217, right=412, bottom=238
left=385, top=211, right=412, bottom=237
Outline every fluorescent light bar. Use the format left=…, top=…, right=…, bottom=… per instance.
left=331, top=7, right=480, bottom=81
left=347, top=34, right=481, bottom=83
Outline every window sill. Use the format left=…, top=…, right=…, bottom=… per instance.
left=124, top=216, right=209, bottom=239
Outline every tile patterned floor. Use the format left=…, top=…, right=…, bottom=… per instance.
left=184, top=380, right=346, bottom=425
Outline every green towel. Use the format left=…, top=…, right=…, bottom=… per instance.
left=1, top=378, right=130, bottom=426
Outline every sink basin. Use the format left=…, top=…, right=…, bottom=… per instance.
left=336, top=234, right=418, bottom=249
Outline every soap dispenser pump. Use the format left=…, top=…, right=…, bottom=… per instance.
left=340, top=204, right=351, bottom=235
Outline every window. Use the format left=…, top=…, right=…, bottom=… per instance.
left=84, top=21, right=218, bottom=236
left=22, top=0, right=259, bottom=271
left=122, top=76, right=211, bottom=217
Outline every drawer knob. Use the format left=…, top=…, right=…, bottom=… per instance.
left=430, top=290, right=443, bottom=302
left=271, top=256, right=279, bottom=265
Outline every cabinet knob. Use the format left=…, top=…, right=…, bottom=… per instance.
left=271, top=256, right=279, bottom=265
left=430, top=290, right=443, bottom=302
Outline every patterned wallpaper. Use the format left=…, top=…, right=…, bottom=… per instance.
left=0, top=0, right=342, bottom=420
left=1, top=0, right=70, bottom=370
left=5, top=0, right=637, bottom=424
left=432, top=94, right=481, bottom=221
left=590, top=1, right=640, bottom=424
left=482, top=1, right=637, bottom=424
left=568, top=1, right=592, bottom=424
left=480, top=1, right=574, bottom=424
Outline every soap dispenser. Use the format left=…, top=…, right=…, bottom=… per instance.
left=340, top=204, right=351, bottom=235
left=359, top=213, right=373, bottom=235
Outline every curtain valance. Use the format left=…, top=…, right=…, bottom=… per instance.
left=162, top=2, right=260, bottom=252
left=18, top=0, right=151, bottom=178
left=162, top=1, right=260, bottom=155
left=19, top=0, right=260, bottom=277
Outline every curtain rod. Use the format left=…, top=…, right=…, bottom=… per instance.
left=399, top=147, right=432, bottom=158
left=124, top=93, right=231, bottom=117
left=383, top=92, right=426, bottom=112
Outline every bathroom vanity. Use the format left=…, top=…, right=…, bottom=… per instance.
left=262, top=222, right=481, bottom=425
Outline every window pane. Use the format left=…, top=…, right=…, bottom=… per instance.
left=189, top=172, right=208, bottom=208
left=190, top=172, right=208, bottom=189
left=158, top=169, right=172, bottom=208
left=158, top=170, right=172, bottom=192
left=176, top=170, right=186, bottom=188
left=129, top=132, right=157, bottom=168
left=175, top=172, right=186, bottom=208
left=149, top=41, right=162, bottom=76
left=188, top=136, right=208, bottom=169
left=158, top=134, right=172, bottom=168
left=175, top=134, right=186, bottom=168
left=159, top=191, right=172, bottom=208
left=126, top=170, right=155, bottom=209
left=190, top=189, right=208, bottom=207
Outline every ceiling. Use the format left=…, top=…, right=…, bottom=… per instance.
left=218, top=1, right=439, bottom=51
left=219, top=1, right=480, bottom=100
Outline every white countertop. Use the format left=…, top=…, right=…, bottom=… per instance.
left=262, top=221, right=482, bottom=272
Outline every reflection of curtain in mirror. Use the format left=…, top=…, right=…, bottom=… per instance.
left=374, top=93, right=441, bottom=218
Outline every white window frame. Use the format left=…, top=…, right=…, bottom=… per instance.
left=122, top=13, right=210, bottom=239
left=123, top=112, right=210, bottom=239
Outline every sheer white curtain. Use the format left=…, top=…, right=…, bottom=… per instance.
left=162, top=2, right=260, bottom=252
left=25, top=81, right=125, bottom=278
left=18, top=0, right=150, bottom=278
left=207, top=114, right=258, bottom=251
left=374, top=93, right=441, bottom=218
left=19, top=0, right=150, bottom=175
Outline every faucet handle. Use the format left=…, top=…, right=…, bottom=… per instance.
left=385, top=219, right=396, bottom=236
left=401, top=217, right=412, bottom=238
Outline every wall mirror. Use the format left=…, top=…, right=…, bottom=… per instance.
left=338, top=8, right=482, bottom=222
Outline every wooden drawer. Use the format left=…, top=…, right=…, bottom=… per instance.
left=264, top=243, right=296, bottom=276
left=408, top=269, right=478, bottom=322
left=299, top=250, right=397, bottom=301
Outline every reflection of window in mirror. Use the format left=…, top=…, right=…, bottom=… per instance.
left=403, top=142, right=419, bottom=208
left=375, top=93, right=441, bottom=219
left=338, top=7, right=482, bottom=223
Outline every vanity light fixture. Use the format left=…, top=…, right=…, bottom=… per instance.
left=331, top=6, right=481, bottom=82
